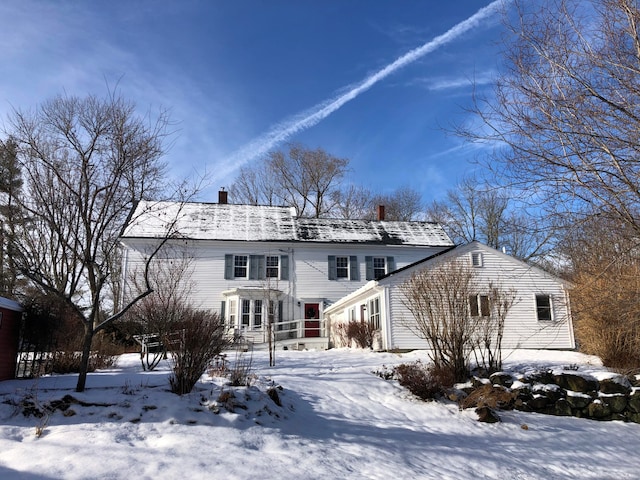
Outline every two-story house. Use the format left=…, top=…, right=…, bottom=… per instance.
left=120, top=192, right=454, bottom=348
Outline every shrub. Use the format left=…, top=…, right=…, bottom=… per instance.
left=346, top=320, right=376, bottom=349
left=394, top=361, right=455, bottom=401
left=168, top=309, right=230, bottom=395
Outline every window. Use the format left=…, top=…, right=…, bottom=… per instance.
left=225, top=254, right=289, bottom=280
left=241, top=299, right=251, bottom=327
left=234, top=255, right=248, bottom=278
left=373, top=257, right=386, bottom=279
left=368, top=297, right=380, bottom=330
left=328, top=255, right=359, bottom=280
left=469, top=295, right=490, bottom=317
left=471, top=252, right=483, bottom=267
left=266, top=256, right=279, bottom=278
left=336, top=256, right=349, bottom=278
left=536, top=294, right=552, bottom=321
left=228, top=300, right=237, bottom=327
left=365, top=256, right=395, bottom=280
left=254, top=300, right=263, bottom=328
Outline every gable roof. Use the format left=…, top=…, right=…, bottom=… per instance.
left=378, top=241, right=568, bottom=285
left=121, top=201, right=454, bottom=246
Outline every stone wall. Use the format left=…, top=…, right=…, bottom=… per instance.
left=455, top=369, right=640, bottom=423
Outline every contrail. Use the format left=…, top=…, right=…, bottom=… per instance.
left=224, top=0, right=506, bottom=170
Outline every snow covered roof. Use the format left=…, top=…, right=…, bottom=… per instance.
left=121, top=201, right=453, bottom=246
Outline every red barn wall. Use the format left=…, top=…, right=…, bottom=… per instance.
left=0, top=306, right=21, bottom=381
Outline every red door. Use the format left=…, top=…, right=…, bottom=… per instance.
left=304, top=303, right=320, bottom=337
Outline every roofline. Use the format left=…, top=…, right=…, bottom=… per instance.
left=377, top=244, right=459, bottom=281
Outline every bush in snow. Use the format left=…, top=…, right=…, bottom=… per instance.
left=394, top=361, right=455, bottom=401
left=168, top=310, right=230, bottom=395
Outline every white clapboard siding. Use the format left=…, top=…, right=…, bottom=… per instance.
left=325, top=241, right=575, bottom=351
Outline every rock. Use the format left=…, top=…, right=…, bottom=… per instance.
left=554, top=373, right=599, bottom=393
left=625, top=411, right=640, bottom=424
left=472, top=376, right=491, bottom=388
left=446, top=388, right=468, bottom=403
left=267, top=387, right=282, bottom=407
left=490, top=372, right=514, bottom=388
left=599, top=376, right=631, bottom=395
left=553, top=398, right=572, bottom=416
left=565, top=392, right=592, bottom=410
left=528, top=395, right=549, bottom=411
left=587, top=400, right=611, bottom=419
left=600, top=394, right=627, bottom=413
left=628, top=391, right=640, bottom=413
left=476, top=406, right=501, bottom=423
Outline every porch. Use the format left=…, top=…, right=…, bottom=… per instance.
left=229, top=317, right=330, bottom=351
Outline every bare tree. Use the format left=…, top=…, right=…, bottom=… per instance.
left=463, top=0, right=640, bottom=236
left=6, top=91, right=183, bottom=392
left=426, top=177, right=554, bottom=262
left=400, top=257, right=515, bottom=381
left=400, top=258, right=478, bottom=382
left=330, top=184, right=373, bottom=220
left=228, top=162, right=280, bottom=206
left=269, top=143, right=349, bottom=217
left=126, top=251, right=195, bottom=370
left=370, top=185, right=423, bottom=221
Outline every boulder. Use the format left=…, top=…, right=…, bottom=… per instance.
left=565, top=392, right=592, bottom=410
left=528, top=395, right=550, bottom=411
left=626, top=391, right=640, bottom=413
left=599, top=376, right=631, bottom=395
left=490, top=372, right=514, bottom=388
left=476, top=406, right=501, bottom=423
left=552, top=398, right=573, bottom=416
left=600, top=394, right=627, bottom=413
left=587, top=400, right=611, bottom=419
left=554, top=373, right=599, bottom=393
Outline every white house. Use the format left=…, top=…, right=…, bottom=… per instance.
left=120, top=193, right=454, bottom=348
left=324, top=241, right=575, bottom=351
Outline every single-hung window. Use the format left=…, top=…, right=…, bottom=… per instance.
left=369, top=297, right=381, bottom=331
left=266, top=256, right=279, bottom=278
left=336, top=256, right=349, bottom=279
left=241, top=299, right=251, bottom=327
left=373, top=257, right=386, bottom=279
left=536, top=294, right=552, bottom=321
left=234, top=255, right=248, bottom=278
left=469, top=295, right=490, bottom=317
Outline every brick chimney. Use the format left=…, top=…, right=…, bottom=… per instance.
left=377, top=205, right=385, bottom=221
left=218, top=188, right=228, bottom=204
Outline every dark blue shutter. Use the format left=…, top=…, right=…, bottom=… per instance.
left=386, top=256, right=396, bottom=274
left=328, top=256, right=337, bottom=280
left=249, top=255, right=265, bottom=280
left=278, top=300, right=284, bottom=322
left=280, top=255, right=289, bottom=280
left=350, top=256, right=359, bottom=281
left=220, top=301, right=226, bottom=320
left=224, top=254, right=233, bottom=279
left=365, top=256, right=374, bottom=280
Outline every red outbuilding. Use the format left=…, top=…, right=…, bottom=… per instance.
left=0, top=296, right=22, bottom=381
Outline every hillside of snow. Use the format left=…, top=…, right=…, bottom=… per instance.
left=0, top=348, right=638, bottom=479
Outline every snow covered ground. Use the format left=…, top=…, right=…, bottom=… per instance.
left=0, top=348, right=638, bottom=479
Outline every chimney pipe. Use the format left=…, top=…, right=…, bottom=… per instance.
left=218, top=188, right=228, bottom=204
left=377, top=205, right=385, bottom=221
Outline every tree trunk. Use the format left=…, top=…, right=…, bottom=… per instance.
left=76, top=325, right=94, bottom=392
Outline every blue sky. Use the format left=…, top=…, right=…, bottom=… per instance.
left=0, top=0, right=507, bottom=204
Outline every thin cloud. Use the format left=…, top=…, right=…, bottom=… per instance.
left=413, top=70, right=497, bottom=92
left=225, top=0, right=508, bottom=168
